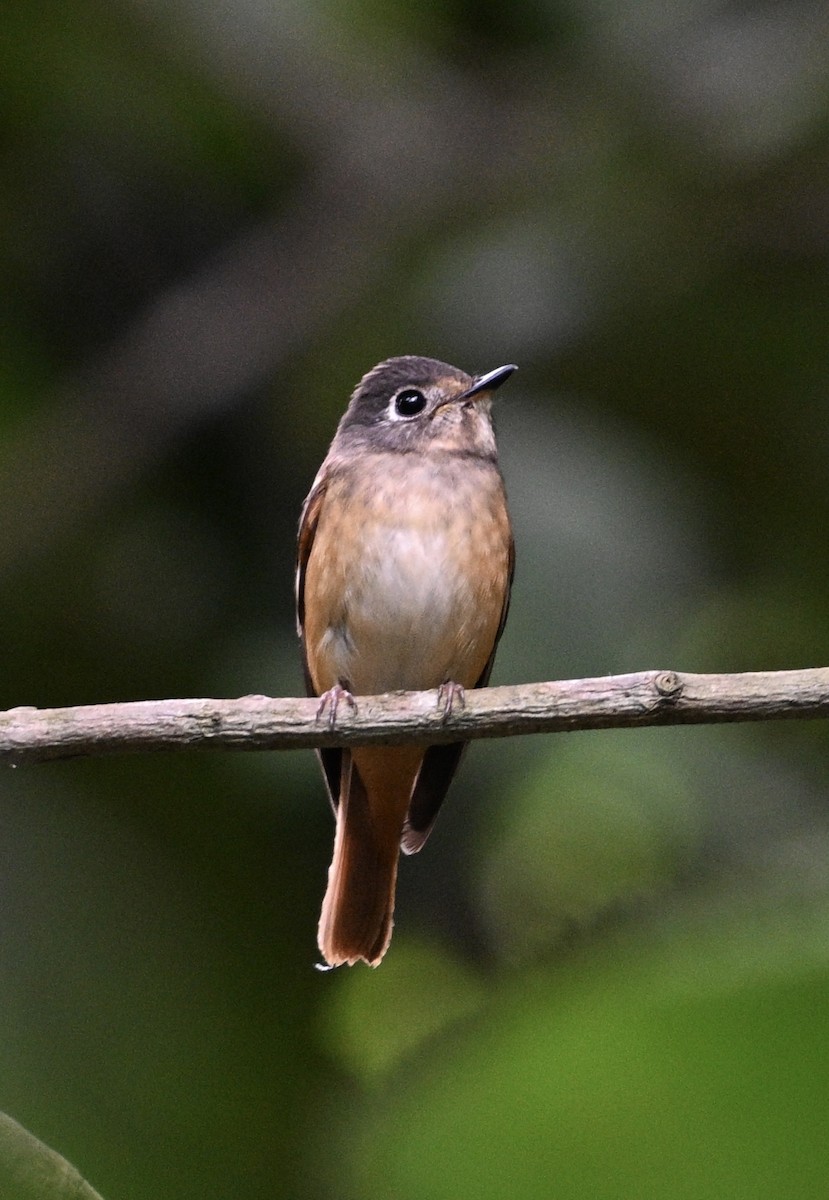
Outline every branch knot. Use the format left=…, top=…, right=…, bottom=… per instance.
left=654, top=671, right=682, bottom=701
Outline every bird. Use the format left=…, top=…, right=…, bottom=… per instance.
left=296, top=355, right=516, bottom=967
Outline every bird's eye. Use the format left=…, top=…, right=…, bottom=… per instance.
left=393, top=388, right=427, bottom=418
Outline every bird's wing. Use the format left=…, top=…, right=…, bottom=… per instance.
left=296, top=472, right=342, bottom=811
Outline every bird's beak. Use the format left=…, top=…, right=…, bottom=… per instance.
left=460, top=363, right=518, bottom=400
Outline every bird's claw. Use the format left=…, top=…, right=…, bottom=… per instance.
left=316, top=683, right=358, bottom=729
left=437, top=680, right=465, bottom=723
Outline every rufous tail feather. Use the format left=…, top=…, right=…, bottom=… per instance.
left=317, top=747, right=422, bottom=967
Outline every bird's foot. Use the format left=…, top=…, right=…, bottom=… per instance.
left=437, top=680, right=466, bottom=723
left=316, top=682, right=358, bottom=729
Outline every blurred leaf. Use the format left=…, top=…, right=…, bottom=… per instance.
left=339, top=902, right=829, bottom=1200
left=0, top=1113, right=104, bottom=1200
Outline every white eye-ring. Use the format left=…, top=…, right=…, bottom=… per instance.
left=388, top=388, right=428, bottom=420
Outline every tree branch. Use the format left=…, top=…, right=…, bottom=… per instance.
left=2, top=668, right=829, bottom=766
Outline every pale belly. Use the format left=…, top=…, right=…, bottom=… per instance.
left=323, top=525, right=494, bottom=693
left=304, top=460, right=511, bottom=696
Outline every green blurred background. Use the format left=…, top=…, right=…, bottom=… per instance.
left=3, top=1, right=829, bottom=1196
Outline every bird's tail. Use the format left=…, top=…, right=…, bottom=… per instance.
left=318, top=747, right=421, bottom=967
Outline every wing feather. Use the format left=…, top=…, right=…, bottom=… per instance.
left=296, top=472, right=342, bottom=811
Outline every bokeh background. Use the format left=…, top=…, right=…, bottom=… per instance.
left=3, top=1, right=829, bottom=1196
